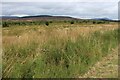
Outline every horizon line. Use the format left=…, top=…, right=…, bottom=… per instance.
left=0, top=14, right=119, bottom=20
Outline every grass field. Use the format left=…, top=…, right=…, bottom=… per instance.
left=2, top=20, right=119, bottom=78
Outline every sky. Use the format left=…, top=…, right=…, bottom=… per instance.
left=1, top=0, right=119, bottom=20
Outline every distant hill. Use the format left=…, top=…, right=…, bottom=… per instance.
left=1, top=15, right=118, bottom=22
left=92, top=17, right=113, bottom=21
left=21, top=15, right=53, bottom=18
left=1, top=16, right=19, bottom=18
left=92, top=17, right=119, bottom=22
left=1, top=16, right=19, bottom=21
left=2, top=15, right=79, bottom=21
left=21, top=15, right=79, bottom=21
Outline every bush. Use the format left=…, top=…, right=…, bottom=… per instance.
left=49, top=21, right=52, bottom=23
left=45, top=22, right=49, bottom=26
left=3, top=22, right=9, bottom=27
left=96, top=21, right=105, bottom=24
left=93, top=21, right=96, bottom=24
left=70, top=21, right=74, bottom=24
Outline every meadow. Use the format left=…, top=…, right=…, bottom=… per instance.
left=2, top=20, right=119, bottom=78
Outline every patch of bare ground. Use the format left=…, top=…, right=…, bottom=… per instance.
left=79, top=47, right=118, bottom=78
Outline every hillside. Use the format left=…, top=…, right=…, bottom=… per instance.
left=2, top=15, right=79, bottom=21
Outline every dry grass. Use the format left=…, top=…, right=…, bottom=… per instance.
left=2, top=22, right=118, bottom=78
left=3, top=23, right=118, bottom=46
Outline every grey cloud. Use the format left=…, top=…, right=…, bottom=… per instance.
left=2, top=2, right=118, bottom=19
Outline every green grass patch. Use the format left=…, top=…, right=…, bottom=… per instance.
left=2, top=41, right=38, bottom=78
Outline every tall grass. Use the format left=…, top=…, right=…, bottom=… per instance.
left=32, top=29, right=118, bottom=78
left=2, top=41, right=39, bottom=78
left=2, top=25, right=118, bottom=78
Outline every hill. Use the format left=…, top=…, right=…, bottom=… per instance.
left=2, top=15, right=79, bottom=21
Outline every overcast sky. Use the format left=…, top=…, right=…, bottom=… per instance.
left=2, top=0, right=119, bottom=19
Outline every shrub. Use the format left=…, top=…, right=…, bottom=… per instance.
left=93, top=21, right=96, bottom=24
left=70, top=21, right=74, bottom=24
left=49, top=21, right=52, bottom=23
left=45, top=22, right=49, bottom=26
left=3, top=22, right=9, bottom=27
